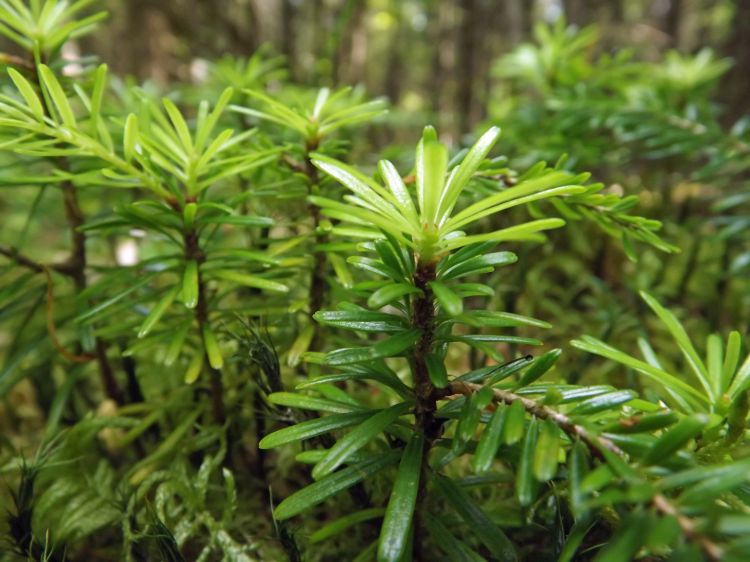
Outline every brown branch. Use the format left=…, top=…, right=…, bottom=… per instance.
left=0, top=246, right=103, bottom=364
left=652, top=494, right=723, bottom=562
left=42, top=267, right=95, bottom=364
left=447, top=380, right=724, bottom=561
left=0, top=245, right=48, bottom=273
left=0, top=52, right=35, bottom=70
left=411, top=259, right=440, bottom=561
left=448, top=380, right=623, bottom=460
left=281, top=154, right=307, bottom=175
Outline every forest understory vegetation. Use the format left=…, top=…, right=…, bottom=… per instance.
left=1, top=1, right=750, bottom=561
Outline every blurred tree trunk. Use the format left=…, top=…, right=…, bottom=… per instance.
left=505, top=0, right=529, bottom=44
left=566, top=0, right=594, bottom=25
left=384, top=13, right=404, bottom=105
left=281, top=0, right=296, bottom=78
left=663, top=0, right=684, bottom=47
left=332, top=0, right=367, bottom=85
left=456, top=0, right=478, bottom=136
left=121, top=0, right=175, bottom=84
left=720, top=0, right=750, bottom=121
left=428, top=0, right=452, bottom=132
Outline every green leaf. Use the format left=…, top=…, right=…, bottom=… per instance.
left=679, top=460, right=750, bottom=505
left=310, top=508, right=385, bottom=544
left=601, top=411, right=679, bottom=434
left=8, top=68, right=44, bottom=119
left=454, top=387, right=493, bottom=454
left=434, top=475, right=517, bottom=561
left=727, top=353, right=750, bottom=401
left=379, top=159, right=419, bottom=226
left=368, top=283, right=421, bottom=309
left=124, top=113, right=138, bottom=162
left=314, top=310, right=407, bottom=332
left=312, top=155, right=414, bottom=235
left=194, top=86, right=233, bottom=152
left=517, top=349, right=561, bottom=387
left=593, top=514, right=649, bottom=562
left=447, top=170, right=582, bottom=230
left=439, top=126, right=502, bottom=220
left=202, top=324, right=223, bottom=369
left=722, top=331, right=742, bottom=393
left=325, top=329, right=420, bottom=365
left=137, top=285, right=179, bottom=338
left=558, top=519, right=593, bottom=562
left=440, top=251, right=517, bottom=281
left=164, top=323, right=190, bottom=366
left=568, top=441, right=589, bottom=517
left=516, top=418, right=538, bottom=506
left=469, top=355, right=535, bottom=385
left=569, top=390, right=637, bottom=416
left=430, top=281, right=463, bottom=316
left=89, top=63, right=107, bottom=134
left=38, top=65, right=76, bottom=127
left=426, top=354, right=449, bottom=388
left=267, top=392, right=363, bottom=414
left=473, top=405, right=506, bottom=473
left=200, top=214, right=274, bottom=227
left=274, top=452, right=400, bottom=520
left=707, top=334, right=723, bottom=398
left=642, top=414, right=709, bottom=465
left=378, top=433, right=424, bottom=562
left=424, top=514, right=487, bottom=562
left=444, top=218, right=567, bottom=250
left=329, top=253, right=354, bottom=288
left=503, top=400, right=525, bottom=445
left=260, top=411, right=373, bottom=449
left=374, top=237, right=409, bottom=279
left=74, top=273, right=158, bottom=324
left=455, top=310, right=550, bottom=329
left=533, top=420, right=559, bottom=482
left=348, top=256, right=406, bottom=280
left=162, top=97, right=193, bottom=153
left=288, top=325, right=315, bottom=367
left=208, top=269, right=288, bottom=293
left=659, top=457, right=750, bottom=491
left=184, top=348, right=204, bottom=384
left=297, top=369, right=411, bottom=398
left=416, top=125, right=448, bottom=224
left=312, top=402, right=411, bottom=479
left=571, top=336, right=707, bottom=411
left=640, top=291, right=712, bottom=400
left=181, top=260, right=199, bottom=309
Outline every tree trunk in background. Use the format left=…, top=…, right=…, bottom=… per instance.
left=566, top=0, right=592, bottom=26
left=456, top=0, right=478, bottom=136
left=281, top=0, right=296, bottom=78
left=663, top=0, right=685, bottom=47
left=332, top=0, right=367, bottom=85
left=720, top=0, right=750, bottom=122
left=121, top=0, right=175, bottom=84
left=428, top=0, right=451, bottom=133
left=505, top=0, right=528, bottom=44
left=384, top=12, right=404, bottom=105
left=249, top=0, right=279, bottom=47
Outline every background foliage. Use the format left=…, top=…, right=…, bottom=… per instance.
left=1, top=1, right=749, bottom=561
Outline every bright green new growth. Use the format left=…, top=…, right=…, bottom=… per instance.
left=311, top=125, right=587, bottom=261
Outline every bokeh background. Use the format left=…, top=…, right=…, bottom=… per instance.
left=73, top=0, right=749, bottom=137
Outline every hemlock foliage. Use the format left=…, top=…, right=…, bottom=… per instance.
left=0, top=3, right=749, bottom=561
